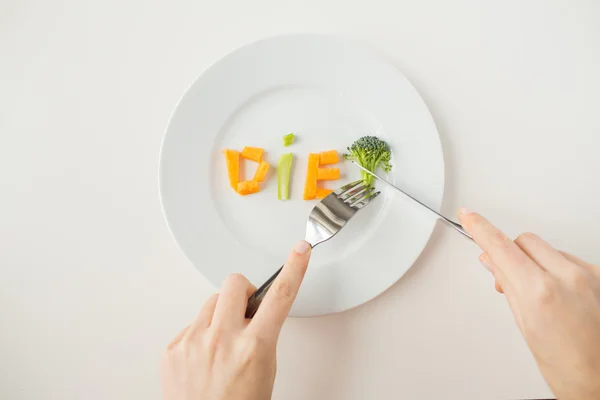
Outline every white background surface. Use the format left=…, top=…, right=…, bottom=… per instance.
left=1, top=0, right=599, bottom=399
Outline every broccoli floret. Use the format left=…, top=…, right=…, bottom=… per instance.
left=343, top=136, right=392, bottom=186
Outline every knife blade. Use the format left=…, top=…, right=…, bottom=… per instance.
left=351, top=161, right=473, bottom=240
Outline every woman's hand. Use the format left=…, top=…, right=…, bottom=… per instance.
left=458, top=209, right=600, bottom=400
left=160, top=241, right=312, bottom=400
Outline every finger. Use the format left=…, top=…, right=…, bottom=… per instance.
left=495, top=280, right=504, bottom=294
left=167, top=325, right=190, bottom=349
left=514, top=232, right=568, bottom=275
left=194, top=293, right=219, bottom=328
left=480, top=252, right=504, bottom=293
left=184, top=293, right=219, bottom=339
left=250, top=241, right=311, bottom=340
left=212, top=274, right=256, bottom=330
left=477, top=249, right=522, bottom=329
left=478, top=253, right=493, bottom=273
left=458, top=208, right=543, bottom=293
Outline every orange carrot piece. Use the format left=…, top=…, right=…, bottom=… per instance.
left=319, top=150, right=339, bottom=165
left=315, top=188, right=333, bottom=199
left=253, top=160, right=270, bottom=183
left=303, top=153, right=320, bottom=200
left=223, top=149, right=240, bottom=192
left=317, top=167, right=340, bottom=180
left=237, top=180, right=260, bottom=196
left=241, top=146, right=264, bottom=162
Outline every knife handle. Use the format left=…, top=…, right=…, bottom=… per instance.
left=245, top=265, right=283, bottom=318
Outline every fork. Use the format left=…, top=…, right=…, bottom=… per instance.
left=244, top=180, right=380, bottom=318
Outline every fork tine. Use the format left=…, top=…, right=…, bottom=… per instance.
left=338, top=183, right=369, bottom=201
left=351, top=190, right=381, bottom=209
left=334, top=180, right=362, bottom=196
left=344, top=186, right=375, bottom=204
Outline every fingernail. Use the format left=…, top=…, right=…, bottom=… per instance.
left=459, top=207, right=473, bottom=215
left=479, top=254, right=492, bottom=272
left=294, top=240, right=310, bottom=254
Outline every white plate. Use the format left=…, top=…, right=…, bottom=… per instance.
left=159, top=35, right=444, bottom=317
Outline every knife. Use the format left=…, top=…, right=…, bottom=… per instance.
left=351, top=161, right=473, bottom=240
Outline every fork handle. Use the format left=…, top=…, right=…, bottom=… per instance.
left=245, top=265, right=283, bottom=318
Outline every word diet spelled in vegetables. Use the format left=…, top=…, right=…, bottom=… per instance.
left=223, top=136, right=391, bottom=200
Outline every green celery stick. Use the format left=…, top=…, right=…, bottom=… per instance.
left=282, top=133, right=295, bottom=147
left=278, top=153, right=293, bottom=200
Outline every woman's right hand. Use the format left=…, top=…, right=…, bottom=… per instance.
left=458, top=209, right=600, bottom=400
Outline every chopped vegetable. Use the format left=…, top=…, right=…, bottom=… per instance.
left=303, top=153, right=320, bottom=200
left=237, top=180, right=260, bottom=196
left=277, top=153, right=293, bottom=200
left=253, top=160, right=270, bottom=183
left=223, top=149, right=240, bottom=192
left=315, top=188, right=333, bottom=199
left=241, top=146, right=264, bottom=162
left=343, top=136, right=392, bottom=186
left=317, top=167, right=340, bottom=181
left=282, top=133, right=295, bottom=147
left=319, top=150, right=339, bottom=165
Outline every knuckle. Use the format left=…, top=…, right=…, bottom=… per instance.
left=271, top=280, right=294, bottom=301
left=205, top=329, right=223, bottom=351
left=238, top=336, right=268, bottom=366
left=202, top=331, right=224, bottom=363
left=165, top=340, right=178, bottom=352
left=507, top=249, right=531, bottom=269
left=240, top=337, right=259, bottom=360
left=165, top=339, right=178, bottom=352
left=532, top=277, right=555, bottom=306
left=164, top=334, right=192, bottom=359
left=178, top=335, right=193, bottom=353
left=566, top=268, right=589, bottom=290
